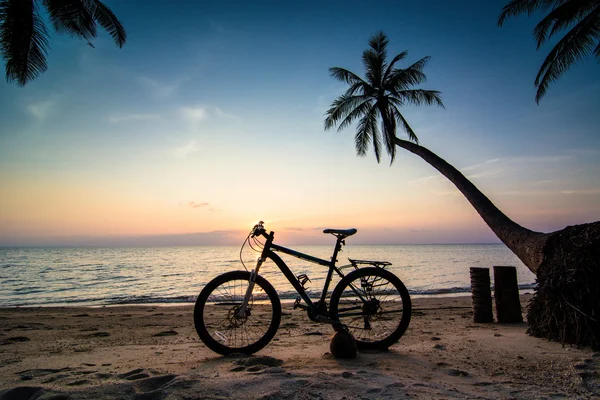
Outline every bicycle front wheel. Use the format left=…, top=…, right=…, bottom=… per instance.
left=329, top=267, right=412, bottom=350
left=194, top=271, right=281, bottom=355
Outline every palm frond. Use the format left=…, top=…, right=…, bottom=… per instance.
left=324, top=94, right=371, bottom=130
left=355, top=103, right=381, bottom=161
left=43, top=0, right=96, bottom=41
left=362, top=48, right=381, bottom=86
left=1, top=0, right=49, bottom=86
left=344, top=81, right=367, bottom=96
left=329, top=66, right=368, bottom=85
left=89, top=0, right=126, bottom=47
left=335, top=96, right=374, bottom=132
left=42, top=0, right=126, bottom=47
left=389, top=100, right=419, bottom=143
left=534, top=7, right=600, bottom=102
left=533, top=1, right=599, bottom=48
left=498, top=0, right=564, bottom=26
left=369, top=31, right=389, bottom=53
left=386, top=56, right=430, bottom=91
left=378, top=104, right=397, bottom=163
left=362, top=32, right=389, bottom=87
left=382, top=50, right=408, bottom=83
left=396, top=89, right=445, bottom=107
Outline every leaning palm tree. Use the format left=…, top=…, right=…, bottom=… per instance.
left=498, top=0, right=600, bottom=103
left=326, top=31, right=599, bottom=349
left=0, top=0, right=126, bottom=86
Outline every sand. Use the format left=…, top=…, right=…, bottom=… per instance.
left=1, top=295, right=598, bottom=399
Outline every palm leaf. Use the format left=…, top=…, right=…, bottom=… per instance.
left=335, top=96, right=373, bottom=132
left=534, top=7, right=600, bottom=102
left=324, top=94, right=370, bottom=130
left=378, top=103, right=398, bottom=163
left=329, top=66, right=367, bottom=85
left=362, top=48, right=381, bottom=86
left=363, top=32, right=388, bottom=87
left=498, top=0, right=565, bottom=26
left=389, top=100, right=419, bottom=143
left=1, top=0, right=49, bottom=86
left=42, top=0, right=126, bottom=47
left=386, top=56, right=430, bottom=91
left=43, top=0, right=97, bottom=42
left=382, top=50, right=408, bottom=83
left=89, top=0, right=126, bottom=47
left=396, top=89, right=445, bottom=107
left=355, top=103, right=381, bottom=161
left=533, top=1, right=599, bottom=48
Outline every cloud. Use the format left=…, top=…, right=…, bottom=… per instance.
left=174, top=140, right=199, bottom=158
left=495, top=188, right=600, bottom=197
left=411, top=155, right=573, bottom=187
left=466, top=168, right=505, bottom=179
left=108, top=113, right=160, bottom=123
left=409, top=175, right=445, bottom=187
left=215, top=107, right=237, bottom=119
left=561, top=189, right=600, bottom=195
left=188, top=201, right=209, bottom=209
left=27, top=100, right=55, bottom=120
left=181, top=107, right=209, bottom=124
left=461, top=158, right=500, bottom=172
left=137, top=76, right=180, bottom=99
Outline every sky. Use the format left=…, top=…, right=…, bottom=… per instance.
left=0, top=0, right=599, bottom=246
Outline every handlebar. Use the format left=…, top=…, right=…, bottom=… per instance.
left=250, top=221, right=266, bottom=238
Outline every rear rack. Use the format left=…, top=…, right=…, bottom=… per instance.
left=348, top=259, right=391, bottom=269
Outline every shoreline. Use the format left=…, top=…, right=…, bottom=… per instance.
left=0, top=288, right=538, bottom=309
left=1, top=294, right=598, bottom=399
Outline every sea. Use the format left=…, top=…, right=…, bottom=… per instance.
left=0, top=244, right=537, bottom=307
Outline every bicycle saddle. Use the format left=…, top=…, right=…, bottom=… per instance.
left=323, top=228, right=357, bottom=237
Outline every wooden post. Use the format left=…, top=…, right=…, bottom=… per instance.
left=470, top=267, right=493, bottom=323
left=493, top=266, right=523, bottom=323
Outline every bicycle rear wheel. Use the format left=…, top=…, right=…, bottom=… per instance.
left=194, top=271, right=281, bottom=355
left=329, top=267, right=411, bottom=350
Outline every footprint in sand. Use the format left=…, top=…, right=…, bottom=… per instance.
left=88, top=332, right=110, bottom=338
left=118, top=368, right=150, bottom=381
left=134, top=374, right=178, bottom=392
left=67, top=379, right=89, bottom=386
left=446, top=368, right=469, bottom=377
left=153, top=330, right=178, bottom=337
left=1, top=336, right=31, bottom=345
left=230, top=356, right=284, bottom=373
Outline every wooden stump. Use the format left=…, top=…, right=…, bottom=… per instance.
left=470, top=267, right=493, bottom=323
left=493, top=266, right=523, bottom=323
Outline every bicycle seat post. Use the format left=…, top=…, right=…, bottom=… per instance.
left=330, top=235, right=345, bottom=264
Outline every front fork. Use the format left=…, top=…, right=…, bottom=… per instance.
left=235, top=257, right=263, bottom=318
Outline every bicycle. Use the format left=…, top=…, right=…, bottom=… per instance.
left=194, top=221, right=412, bottom=355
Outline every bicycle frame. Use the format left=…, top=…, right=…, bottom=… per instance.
left=244, top=228, right=349, bottom=320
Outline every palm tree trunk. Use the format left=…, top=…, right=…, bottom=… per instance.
left=394, top=137, right=549, bottom=274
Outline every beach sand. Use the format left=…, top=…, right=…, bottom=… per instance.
left=1, top=295, right=598, bottom=399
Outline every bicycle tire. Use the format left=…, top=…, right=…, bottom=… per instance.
left=329, top=267, right=412, bottom=350
left=194, top=271, right=281, bottom=355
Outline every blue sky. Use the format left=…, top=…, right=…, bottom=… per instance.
left=0, top=0, right=599, bottom=246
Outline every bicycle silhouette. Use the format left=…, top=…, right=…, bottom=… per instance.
left=194, top=221, right=412, bottom=355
